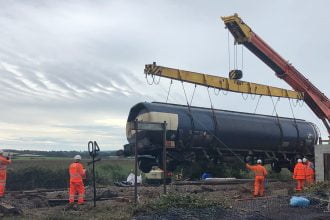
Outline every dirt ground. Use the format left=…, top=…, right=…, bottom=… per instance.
left=0, top=181, right=329, bottom=220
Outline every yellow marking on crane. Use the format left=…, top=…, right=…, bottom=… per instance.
left=221, top=13, right=253, bottom=43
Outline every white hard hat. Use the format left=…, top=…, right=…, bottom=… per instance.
left=302, top=158, right=307, bottom=163
left=74, top=155, right=82, bottom=160
left=257, top=159, right=262, bottom=164
left=297, top=159, right=302, bottom=163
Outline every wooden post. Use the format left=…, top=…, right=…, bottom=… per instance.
left=163, top=121, right=167, bottom=194
left=134, top=119, right=138, bottom=204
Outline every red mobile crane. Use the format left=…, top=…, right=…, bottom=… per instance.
left=222, top=14, right=330, bottom=139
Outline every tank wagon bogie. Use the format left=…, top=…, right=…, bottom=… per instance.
left=124, top=102, right=318, bottom=173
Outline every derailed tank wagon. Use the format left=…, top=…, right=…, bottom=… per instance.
left=123, top=102, right=319, bottom=173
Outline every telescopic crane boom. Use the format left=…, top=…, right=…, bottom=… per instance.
left=222, top=14, right=330, bottom=136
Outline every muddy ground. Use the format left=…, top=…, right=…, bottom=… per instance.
left=0, top=181, right=329, bottom=220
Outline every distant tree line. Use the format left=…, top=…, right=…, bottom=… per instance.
left=8, top=149, right=118, bottom=158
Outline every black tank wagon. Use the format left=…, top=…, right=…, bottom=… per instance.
left=123, top=102, right=318, bottom=173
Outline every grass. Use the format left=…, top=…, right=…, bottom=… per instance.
left=134, top=193, right=228, bottom=216
left=10, top=157, right=134, bottom=170
left=7, top=158, right=135, bottom=190
left=303, top=181, right=330, bottom=198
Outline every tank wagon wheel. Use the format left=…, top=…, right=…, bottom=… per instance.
left=138, top=158, right=157, bottom=173
left=244, top=155, right=253, bottom=164
left=167, top=161, right=178, bottom=172
left=271, top=159, right=282, bottom=173
left=288, top=158, right=296, bottom=172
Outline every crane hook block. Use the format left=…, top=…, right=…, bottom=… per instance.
left=229, top=69, right=243, bottom=80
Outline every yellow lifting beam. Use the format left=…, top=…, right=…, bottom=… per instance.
left=145, top=63, right=303, bottom=100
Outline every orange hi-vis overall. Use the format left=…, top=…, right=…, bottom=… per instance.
left=246, top=164, right=267, bottom=197
left=305, top=161, right=315, bottom=186
left=293, top=162, right=306, bottom=191
left=69, top=162, right=86, bottom=204
left=0, top=155, right=11, bottom=197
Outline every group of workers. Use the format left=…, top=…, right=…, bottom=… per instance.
left=292, top=158, right=315, bottom=191
left=0, top=149, right=317, bottom=203
left=246, top=157, right=315, bottom=197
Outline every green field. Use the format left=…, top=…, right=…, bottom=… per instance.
left=7, top=157, right=135, bottom=190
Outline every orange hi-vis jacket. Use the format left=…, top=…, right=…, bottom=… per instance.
left=69, top=162, right=86, bottom=183
left=305, top=161, right=314, bottom=179
left=246, top=164, right=267, bottom=178
left=0, top=156, right=11, bottom=173
left=293, top=162, right=306, bottom=180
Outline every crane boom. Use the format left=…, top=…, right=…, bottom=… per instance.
left=145, top=62, right=303, bottom=99
left=222, top=14, right=330, bottom=136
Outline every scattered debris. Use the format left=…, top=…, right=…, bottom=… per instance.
left=96, top=189, right=118, bottom=199
left=0, top=202, right=22, bottom=215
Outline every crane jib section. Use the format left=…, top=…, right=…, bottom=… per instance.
left=222, top=14, right=330, bottom=135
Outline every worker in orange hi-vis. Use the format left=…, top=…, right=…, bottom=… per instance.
left=293, top=159, right=306, bottom=191
left=303, top=157, right=315, bottom=186
left=0, top=150, right=12, bottom=198
left=246, top=159, right=268, bottom=197
left=69, top=155, right=86, bottom=205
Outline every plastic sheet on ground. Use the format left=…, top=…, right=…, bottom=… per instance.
left=290, top=196, right=310, bottom=207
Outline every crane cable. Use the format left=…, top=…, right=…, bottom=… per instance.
left=271, top=97, right=280, bottom=116
left=289, top=98, right=300, bottom=147
left=254, top=95, right=262, bottom=113
left=165, top=80, right=173, bottom=103
left=227, top=30, right=231, bottom=73
left=190, top=84, right=197, bottom=106
left=241, top=45, right=244, bottom=72
left=207, top=87, right=218, bottom=132
left=271, top=96, right=284, bottom=145
left=180, top=84, right=245, bottom=164
left=145, top=74, right=154, bottom=85
left=145, top=73, right=161, bottom=85
left=181, top=82, right=195, bottom=130
left=214, top=88, right=220, bottom=96
left=194, top=117, right=246, bottom=164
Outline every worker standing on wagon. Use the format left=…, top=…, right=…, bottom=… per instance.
left=303, top=157, right=315, bottom=186
left=0, top=150, right=11, bottom=197
left=293, top=159, right=306, bottom=191
left=246, top=159, right=267, bottom=197
left=69, top=155, right=86, bottom=205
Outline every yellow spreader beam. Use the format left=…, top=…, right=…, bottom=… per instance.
left=145, top=63, right=303, bottom=100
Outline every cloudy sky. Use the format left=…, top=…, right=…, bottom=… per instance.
left=0, top=0, right=329, bottom=151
